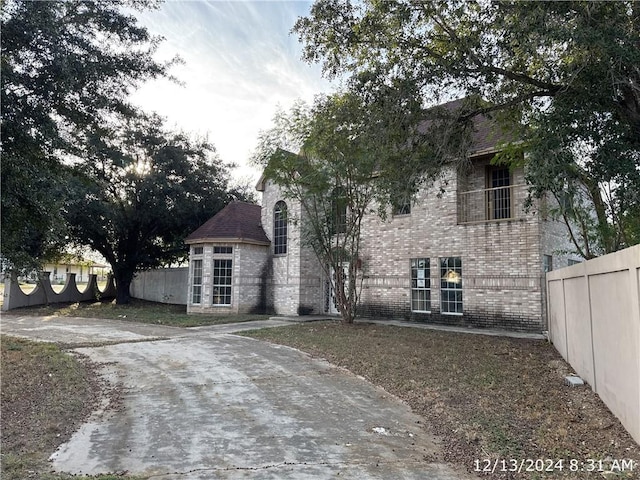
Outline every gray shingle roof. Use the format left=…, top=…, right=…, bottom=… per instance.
left=185, top=201, right=270, bottom=245
left=425, top=98, right=514, bottom=155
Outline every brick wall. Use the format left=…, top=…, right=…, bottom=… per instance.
left=356, top=166, right=562, bottom=332
left=258, top=161, right=573, bottom=331
left=234, top=243, right=272, bottom=313
left=261, top=180, right=325, bottom=315
left=186, top=242, right=270, bottom=314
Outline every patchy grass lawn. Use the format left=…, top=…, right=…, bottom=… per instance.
left=244, top=322, right=640, bottom=479
left=5, top=299, right=270, bottom=327
left=0, top=336, right=143, bottom=480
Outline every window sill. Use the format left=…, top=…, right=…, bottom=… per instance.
left=457, top=217, right=523, bottom=225
left=441, top=311, right=463, bottom=316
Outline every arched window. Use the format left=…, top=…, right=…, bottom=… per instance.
left=274, top=201, right=287, bottom=255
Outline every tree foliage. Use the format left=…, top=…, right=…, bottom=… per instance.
left=255, top=96, right=377, bottom=324
left=254, top=92, right=464, bottom=323
left=295, top=0, right=640, bottom=257
left=65, top=115, right=244, bottom=304
left=1, top=0, right=175, bottom=271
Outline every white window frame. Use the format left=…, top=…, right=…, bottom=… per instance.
left=191, top=258, right=203, bottom=305
left=410, top=258, right=431, bottom=313
left=212, top=258, right=232, bottom=306
left=273, top=201, right=287, bottom=255
left=440, top=257, right=463, bottom=315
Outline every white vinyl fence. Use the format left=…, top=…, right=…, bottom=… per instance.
left=546, top=245, right=640, bottom=444
left=130, top=268, right=188, bottom=305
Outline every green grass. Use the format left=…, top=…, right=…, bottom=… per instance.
left=5, top=298, right=271, bottom=327
left=0, top=336, right=145, bottom=480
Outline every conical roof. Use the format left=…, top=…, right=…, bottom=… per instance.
left=185, top=201, right=270, bottom=245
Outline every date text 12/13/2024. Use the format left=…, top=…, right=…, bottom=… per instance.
left=474, top=458, right=637, bottom=474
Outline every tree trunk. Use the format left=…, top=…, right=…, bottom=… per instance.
left=341, top=313, right=355, bottom=324
left=113, top=268, right=134, bottom=305
left=335, top=264, right=355, bottom=324
left=340, top=299, right=355, bottom=324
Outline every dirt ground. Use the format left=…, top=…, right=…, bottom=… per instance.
left=1, top=318, right=472, bottom=480
left=0, top=337, right=117, bottom=480
left=2, top=316, right=638, bottom=479
left=246, top=322, right=640, bottom=479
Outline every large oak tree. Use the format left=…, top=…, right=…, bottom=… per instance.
left=65, top=115, right=245, bottom=304
left=295, top=0, right=640, bottom=257
left=1, top=0, right=174, bottom=271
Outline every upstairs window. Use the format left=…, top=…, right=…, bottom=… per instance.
left=487, top=166, right=511, bottom=220
left=213, top=246, right=232, bottom=254
left=274, top=201, right=287, bottom=255
left=392, top=193, right=411, bottom=215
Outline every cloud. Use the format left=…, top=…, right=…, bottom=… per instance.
left=130, top=0, right=335, bottom=182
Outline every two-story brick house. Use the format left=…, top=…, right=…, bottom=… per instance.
left=185, top=104, right=575, bottom=332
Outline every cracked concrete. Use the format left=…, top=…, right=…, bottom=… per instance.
left=1, top=315, right=473, bottom=479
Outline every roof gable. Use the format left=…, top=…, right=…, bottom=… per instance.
left=421, top=98, right=515, bottom=156
left=185, top=201, right=270, bottom=245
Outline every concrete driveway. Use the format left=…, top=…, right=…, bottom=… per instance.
left=1, top=315, right=472, bottom=479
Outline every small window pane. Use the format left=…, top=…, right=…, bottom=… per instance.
left=392, top=196, right=411, bottom=215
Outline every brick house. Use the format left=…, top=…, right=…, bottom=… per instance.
left=185, top=201, right=271, bottom=314
left=185, top=106, right=576, bottom=332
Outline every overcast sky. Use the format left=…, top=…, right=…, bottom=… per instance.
left=130, top=0, right=336, bottom=186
